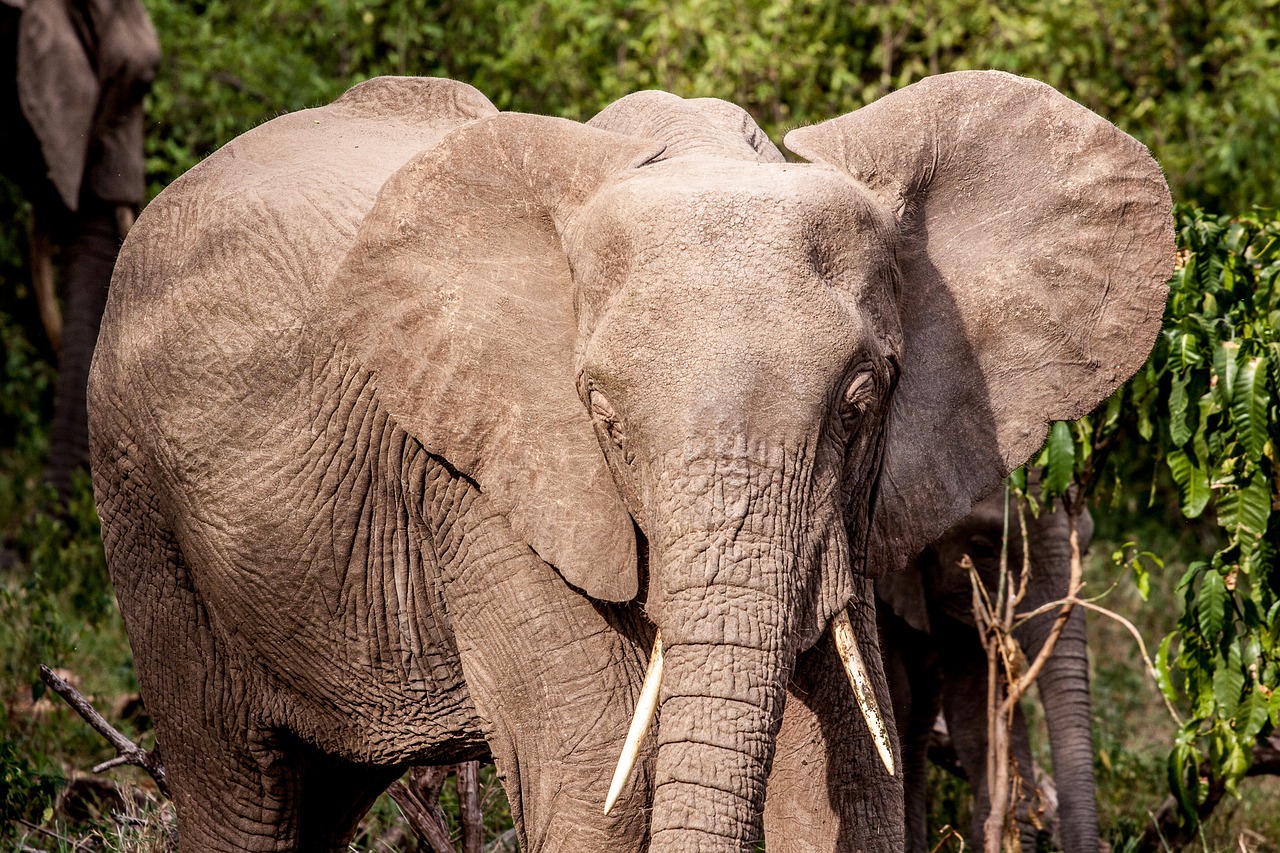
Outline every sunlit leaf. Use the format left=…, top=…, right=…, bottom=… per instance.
left=1197, top=570, right=1226, bottom=642
left=1216, top=473, right=1272, bottom=551
left=1230, top=355, right=1271, bottom=459
left=1167, top=449, right=1211, bottom=518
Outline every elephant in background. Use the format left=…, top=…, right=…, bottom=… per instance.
left=88, top=72, right=1170, bottom=852
left=0, top=0, right=159, bottom=500
left=879, top=485, right=1098, bottom=853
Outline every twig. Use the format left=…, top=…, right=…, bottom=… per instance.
left=458, top=761, right=483, bottom=853
left=37, top=665, right=169, bottom=797
left=388, top=766, right=457, bottom=853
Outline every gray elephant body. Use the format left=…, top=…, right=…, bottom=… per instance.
left=90, top=75, right=1170, bottom=851
left=879, top=488, right=1097, bottom=852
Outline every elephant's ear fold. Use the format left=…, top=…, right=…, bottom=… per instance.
left=334, top=114, right=664, bottom=602
left=18, top=0, right=99, bottom=210
left=785, top=71, right=1173, bottom=575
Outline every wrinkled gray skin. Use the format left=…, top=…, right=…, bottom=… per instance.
left=89, top=72, right=1171, bottom=852
left=879, top=488, right=1097, bottom=853
left=0, top=0, right=159, bottom=500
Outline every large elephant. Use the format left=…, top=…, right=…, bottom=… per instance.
left=0, top=0, right=159, bottom=500
left=879, top=486, right=1098, bottom=852
left=88, top=73, right=1171, bottom=851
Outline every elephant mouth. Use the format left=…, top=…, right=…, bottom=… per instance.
left=602, top=608, right=895, bottom=815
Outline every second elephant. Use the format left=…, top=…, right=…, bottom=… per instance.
left=879, top=486, right=1098, bottom=853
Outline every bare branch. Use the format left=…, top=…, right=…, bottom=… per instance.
left=38, top=665, right=169, bottom=797
left=458, top=761, right=483, bottom=853
left=1006, top=512, right=1084, bottom=702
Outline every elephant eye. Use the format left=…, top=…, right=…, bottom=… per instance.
left=589, top=389, right=627, bottom=450
left=967, top=535, right=1000, bottom=562
left=841, top=369, right=876, bottom=425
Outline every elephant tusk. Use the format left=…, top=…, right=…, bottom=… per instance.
left=28, top=213, right=61, bottom=352
left=604, top=630, right=663, bottom=815
left=832, top=609, right=895, bottom=776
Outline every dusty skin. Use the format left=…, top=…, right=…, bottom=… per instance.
left=89, top=72, right=1173, bottom=852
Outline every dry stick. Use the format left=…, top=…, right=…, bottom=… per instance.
left=978, top=487, right=1021, bottom=853
left=37, top=665, right=169, bottom=798
left=387, top=767, right=455, bottom=853
left=981, top=492, right=1087, bottom=852
left=458, top=761, right=483, bottom=853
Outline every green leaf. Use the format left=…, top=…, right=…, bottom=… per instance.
left=1167, top=449, right=1212, bottom=518
left=1214, top=340, right=1240, bottom=406
left=1238, top=686, right=1271, bottom=742
left=1169, top=373, right=1192, bottom=446
left=1155, top=634, right=1181, bottom=711
left=1198, top=570, right=1227, bottom=641
left=1041, top=421, right=1075, bottom=499
left=1167, top=739, right=1200, bottom=826
left=1213, top=646, right=1244, bottom=717
left=1230, top=355, right=1271, bottom=459
left=1216, top=473, right=1272, bottom=551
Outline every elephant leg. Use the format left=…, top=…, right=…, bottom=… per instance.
left=763, top=598, right=904, bottom=853
left=878, top=606, right=942, bottom=853
left=46, top=202, right=119, bottom=501
left=95, top=450, right=307, bottom=850
left=428, top=473, right=653, bottom=851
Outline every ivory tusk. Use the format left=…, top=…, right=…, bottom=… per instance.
left=831, top=609, right=895, bottom=776
left=28, top=213, right=61, bottom=353
left=604, top=630, right=663, bottom=815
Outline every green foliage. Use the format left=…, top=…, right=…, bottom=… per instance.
left=1043, top=207, right=1280, bottom=825
left=0, top=738, right=61, bottom=840
left=135, top=1, right=1277, bottom=209
left=1154, top=209, right=1280, bottom=815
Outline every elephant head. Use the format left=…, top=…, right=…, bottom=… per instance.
left=322, top=71, right=1170, bottom=850
left=16, top=0, right=160, bottom=213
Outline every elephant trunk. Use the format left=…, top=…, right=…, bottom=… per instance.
left=1021, top=600, right=1097, bottom=853
left=645, top=528, right=798, bottom=853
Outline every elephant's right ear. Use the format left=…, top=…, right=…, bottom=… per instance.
left=786, top=71, right=1173, bottom=576
left=332, top=114, right=664, bottom=602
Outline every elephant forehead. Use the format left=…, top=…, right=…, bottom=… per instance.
left=603, top=159, right=886, bottom=238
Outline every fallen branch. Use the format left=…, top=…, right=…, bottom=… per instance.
left=37, top=665, right=169, bottom=797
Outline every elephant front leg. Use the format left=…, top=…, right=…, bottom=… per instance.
left=764, top=606, right=904, bottom=852
left=435, top=499, right=654, bottom=851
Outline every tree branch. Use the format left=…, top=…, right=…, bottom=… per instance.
left=38, top=666, right=169, bottom=797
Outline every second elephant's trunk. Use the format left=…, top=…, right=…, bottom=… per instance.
left=1025, top=604, right=1098, bottom=853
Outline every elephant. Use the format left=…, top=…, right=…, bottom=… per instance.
left=0, top=0, right=159, bottom=501
left=878, top=485, right=1098, bottom=853
left=87, top=71, right=1171, bottom=852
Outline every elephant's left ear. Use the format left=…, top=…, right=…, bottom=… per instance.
left=785, top=71, right=1173, bottom=575
left=332, top=114, right=664, bottom=602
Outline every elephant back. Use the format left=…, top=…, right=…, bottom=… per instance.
left=91, top=77, right=497, bottom=466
